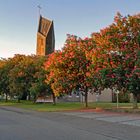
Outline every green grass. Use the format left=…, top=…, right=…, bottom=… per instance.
left=0, top=100, right=85, bottom=112
left=0, top=100, right=140, bottom=112
left=16, top=102, right=85, bottom=112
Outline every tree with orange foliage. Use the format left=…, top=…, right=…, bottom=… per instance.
left=45, top=35, right=96, bottom=107
left=92, top=12, right=140, bottom=108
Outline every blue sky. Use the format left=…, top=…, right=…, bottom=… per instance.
left=0, top=0, right=140, bottom=58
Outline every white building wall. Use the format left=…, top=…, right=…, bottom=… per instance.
left=82, top=88, right=112, bottom=102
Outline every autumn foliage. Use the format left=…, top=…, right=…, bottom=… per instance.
left=0, top=12, right=140, bottom=108
left=45, top=12, right=140, bottom=108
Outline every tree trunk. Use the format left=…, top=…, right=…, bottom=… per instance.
left=18, top=97, right=20, bottom=103
left=84, top=87, right=88, bottom=108
left=33, top=95, right=37, bottom=103
left=52, top=93, right=56, bottom=105
left=133, top=94, right=138, bottom=109
left=111, top=88, right=115, bottom=102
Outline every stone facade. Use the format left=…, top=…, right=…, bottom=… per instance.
left=36, top=16, right=55, bottom=56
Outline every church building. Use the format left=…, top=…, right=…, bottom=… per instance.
left=36, top=16, right=55, bottom=56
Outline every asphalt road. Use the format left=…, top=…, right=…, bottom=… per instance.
left=0, top=106, right=140, bottom=140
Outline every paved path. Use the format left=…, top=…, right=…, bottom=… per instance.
left=63, top=111, right=140, bottom=127
left=0, top=106, right=140, bottom=140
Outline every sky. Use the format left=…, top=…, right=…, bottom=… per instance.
left=0, top=0, right=140, bottom=58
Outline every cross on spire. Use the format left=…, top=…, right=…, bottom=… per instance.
left=37, top=5, right=42, bottom=17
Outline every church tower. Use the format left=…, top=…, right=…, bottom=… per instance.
left=36, top=16, right=55, bottom=56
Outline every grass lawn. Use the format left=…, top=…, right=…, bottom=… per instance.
left=0, top=100, right=140, bottom=113
left=0, top=100, right=85, bottom=112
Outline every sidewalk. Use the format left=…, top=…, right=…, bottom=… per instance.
left=62, top=110, right=140, bottom=127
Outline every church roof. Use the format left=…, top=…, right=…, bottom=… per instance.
left=38, top=15, right=53, bottom=37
